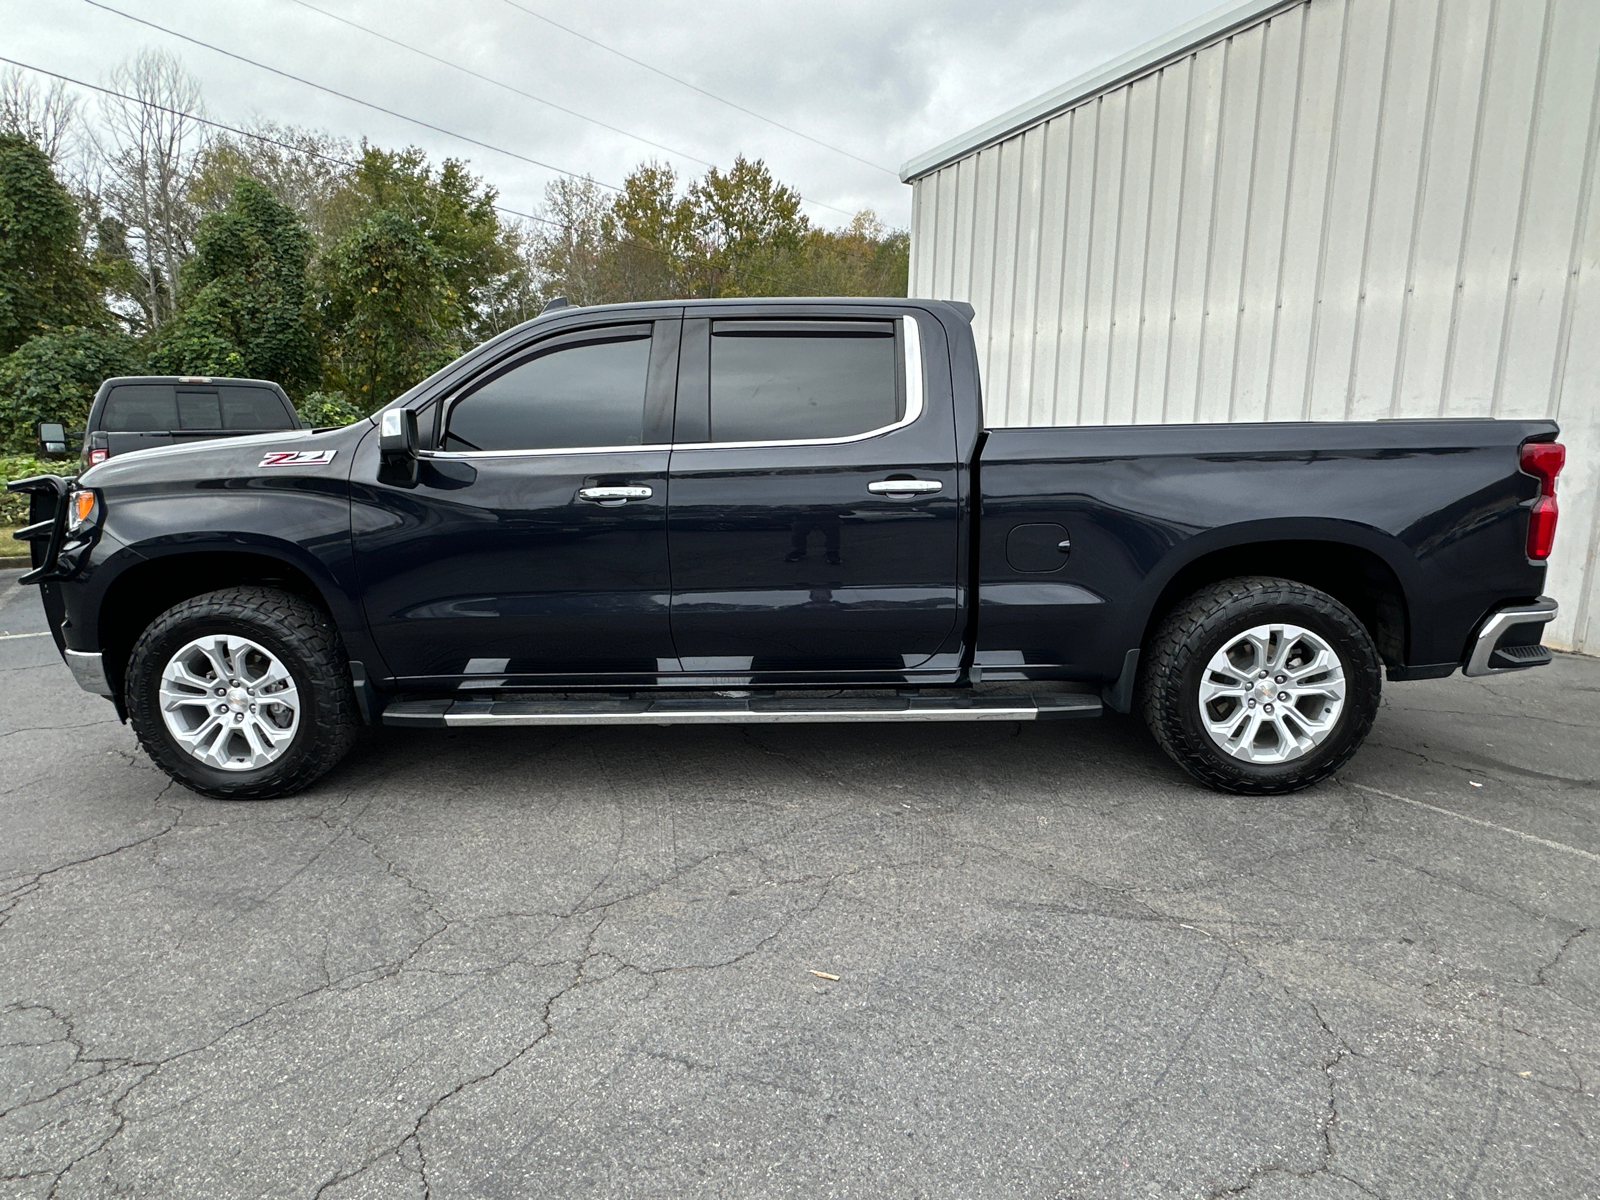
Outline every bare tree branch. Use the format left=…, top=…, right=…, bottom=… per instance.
left=90, top=49, right=208, bottom=334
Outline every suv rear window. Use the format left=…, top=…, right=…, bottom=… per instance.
left=100, top=383, right=293, bottom=432
left=708, top=320, right=901, bottom=443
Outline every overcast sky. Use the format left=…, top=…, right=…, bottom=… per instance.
left=4, top=0, right=1223, bottom=228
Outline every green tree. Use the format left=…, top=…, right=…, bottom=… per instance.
left=294, top=389, right=362, bottom=428
left=532, top=175, right=615, bottom=308
left=322, top=145, right=519, bottom=342
left=527, top=158, right=906, bottom=307
left=0, top=326, right=140, bottom=453
left=0, top=133, right=104, bottom=354
left=321, top=207, right=459, bottom=411
left=600, top=163, right=691, bottom=301
left=778, top=210, right=909, bottom=298
left=682, top=155, right=807, bottom=298
left=189, top=122, right=353, bottom=249
left=148, top=178, right=318, bottom=392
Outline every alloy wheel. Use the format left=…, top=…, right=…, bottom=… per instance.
left=158, top=635, right=301, bottom=771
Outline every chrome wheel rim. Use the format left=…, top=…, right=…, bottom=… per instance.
left=1198, top=623, right=1346, bottom=765
left=158, top=635, right=301, bottom=771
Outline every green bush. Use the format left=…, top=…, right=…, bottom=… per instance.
left=0, top=326, right=140, bottom=453
left=295, top=389, right=362, bottom=428
left=1, top=453, right=74, bottom=527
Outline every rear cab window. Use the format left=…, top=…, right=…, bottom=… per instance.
left=102, top=384, right=178, bottom=431
left=99, top=382, right=295, bottom=432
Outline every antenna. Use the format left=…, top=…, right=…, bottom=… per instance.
left=540, top=296, right=571, bottom=314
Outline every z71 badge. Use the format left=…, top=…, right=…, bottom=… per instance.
left=260, top=450, right=337, bottom=468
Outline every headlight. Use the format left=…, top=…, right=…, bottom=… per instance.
left=66, top=489, right=98, bottom=533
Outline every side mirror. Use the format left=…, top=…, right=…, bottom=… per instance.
left=37, top=422, right=68, bottom=458
left=378, top=408, right=420, bottom=486
left=379, top=409, right=418, bottom=458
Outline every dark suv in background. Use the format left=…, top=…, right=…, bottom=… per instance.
left=75, top=376, right=302, bottom=468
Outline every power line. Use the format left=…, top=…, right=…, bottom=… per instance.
left=283, top=0, right=855, bottom=218
left=497, top=0, right=899, bottom=179
left=81, top=0, right=623, bottom=192
left=283, top=0, right=714, bottom=170
left=0, top=55, right=568, bottom=230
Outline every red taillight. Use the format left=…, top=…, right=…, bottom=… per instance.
left=88, top=449, right=108, bottom=466
left=1520, top=440, right=1565, bottom=559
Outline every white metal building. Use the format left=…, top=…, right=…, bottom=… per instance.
left=902, top=0, right=1600, bottom=655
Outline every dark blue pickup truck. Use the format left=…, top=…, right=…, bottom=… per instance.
left=11, top=298, right=1565, bottom=800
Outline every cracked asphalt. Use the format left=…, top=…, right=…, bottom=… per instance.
left=1, top=567, right=1597, bottom=1199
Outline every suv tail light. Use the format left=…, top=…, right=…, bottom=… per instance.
left=88, top=448, right=108, bottom=466
left=1520, top=440, right=1565, bottom=560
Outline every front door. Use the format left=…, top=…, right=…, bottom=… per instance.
left=352, top=318, right=680, bottom=687
left=664, top=311, right=960, bottom=677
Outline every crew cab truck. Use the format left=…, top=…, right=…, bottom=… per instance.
left=10, top=298, right=1565, bottom=800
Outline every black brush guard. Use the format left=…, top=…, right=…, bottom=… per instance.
left=7, top=475, right=72, bottom=584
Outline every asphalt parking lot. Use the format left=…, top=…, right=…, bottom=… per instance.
left=1, top=567, right=1596, bottom=1200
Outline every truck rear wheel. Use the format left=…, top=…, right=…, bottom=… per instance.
left=125, top=586, right=358, bottom=800
left=1139, top=577, right=1381, bottom=794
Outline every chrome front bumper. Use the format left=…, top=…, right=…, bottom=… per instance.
left=64, top=649, right=115, bottom=697
left=1463, top=598, right=1559, bottom=677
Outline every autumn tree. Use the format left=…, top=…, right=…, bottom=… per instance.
left=682, top=155, right=807, bottom=297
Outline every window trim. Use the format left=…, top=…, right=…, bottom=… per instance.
left=431, top=322, right=657, bottom=457
left=417, top=314, right=925, bottom=460
left=676, top=314, right=924, bottom=452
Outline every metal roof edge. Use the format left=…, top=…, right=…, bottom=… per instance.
left=899, top=0, right=1298, bottom=183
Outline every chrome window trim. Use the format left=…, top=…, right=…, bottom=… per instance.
left=420, top=443, right=672, bottom=461
left=678, top=313, right=924, bottom=452
left=420, top=314, right=926, bottom=460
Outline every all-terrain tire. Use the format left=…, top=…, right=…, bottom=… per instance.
left=1139, top=576, right=1382, bottom=794
left=126, top=586, right=357, bottom=800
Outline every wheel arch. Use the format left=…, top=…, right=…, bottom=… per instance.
left=1137, top=521, right=1416, bottom=669
left=97, top=546, right=344, bottom=709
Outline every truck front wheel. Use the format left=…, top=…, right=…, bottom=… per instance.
left=125, top=586, right=358, bottom=800
left=1139, top=577, right=1382, bottom=794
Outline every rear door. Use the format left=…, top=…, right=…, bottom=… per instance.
left=352, top=317, right=681, bottom=686
left=664, top=309, right=960, bottom=677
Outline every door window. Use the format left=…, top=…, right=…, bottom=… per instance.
left=708, top=320, right=901, bottom=443
left=443, top=329, right=653, bottom=452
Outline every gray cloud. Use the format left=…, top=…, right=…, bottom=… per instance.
left=7, top=0, right=1222, bottom=225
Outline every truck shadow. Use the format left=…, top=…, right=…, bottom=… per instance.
left=319, top=711, right=1190, bottom=803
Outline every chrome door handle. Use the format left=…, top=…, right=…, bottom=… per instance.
left=577, top=486, right=653, bottom=505
left=867, top=479, right=942, bottom=495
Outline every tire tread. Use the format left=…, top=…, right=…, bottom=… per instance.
left=125, top=586, right=357, bottom=800
left=1139, top=576, right=1381, bottom=794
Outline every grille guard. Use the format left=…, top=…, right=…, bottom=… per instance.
left=6, top=475, right=73, bottom=584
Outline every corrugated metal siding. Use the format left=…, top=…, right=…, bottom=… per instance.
left=908, top=0, right=1600, bottom=655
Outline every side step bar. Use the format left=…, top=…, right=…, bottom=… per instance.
left=383, top=692, right=1102, bottom=729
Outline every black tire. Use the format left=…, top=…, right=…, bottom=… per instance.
left=1139, top=576, right=1382, bottom=795
left=125, top=586, right=358, bottom=800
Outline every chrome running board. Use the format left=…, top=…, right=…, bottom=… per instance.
left=382, top=692, right=1102, bottom=728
